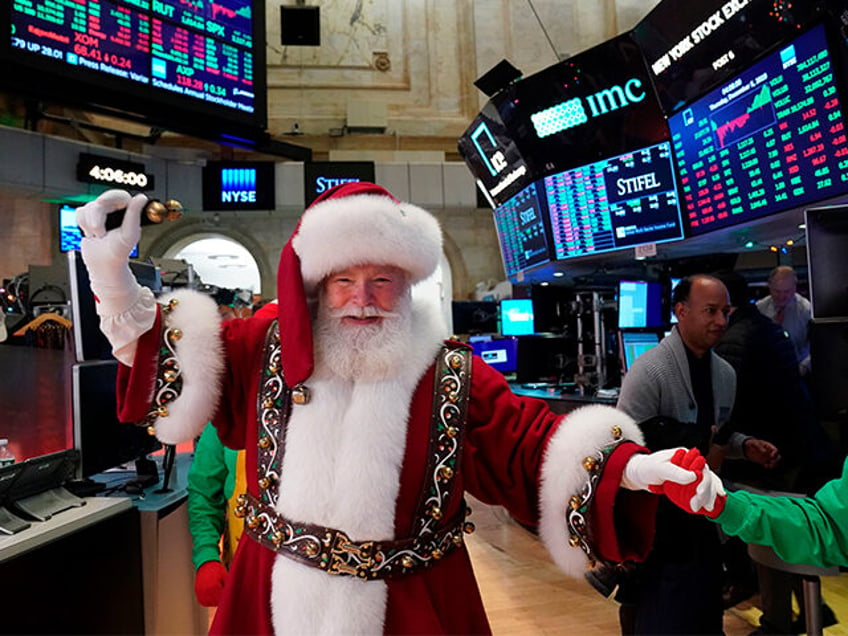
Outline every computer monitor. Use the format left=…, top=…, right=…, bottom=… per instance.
left=451, top=301, right=499, bottom=335
left=620, top=331, right=660, bottom=373
left=72, top=360, right=162, bottom=480
left=471, top=337, right=519, bottom=375
left=59, top=204, right=138, bottom=257
left=500, top=298, right=535, bottom=336
left=669, top=277, right=682, bottom=325
left=618, top=280, right=664, bottom=329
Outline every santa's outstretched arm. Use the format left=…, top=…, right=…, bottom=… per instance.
left=76, top=189, right=223, bottom=445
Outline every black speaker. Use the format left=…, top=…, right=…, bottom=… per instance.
left=473, top=59, right=522, bottom=97
left=281, top=6, right=321, bottom=46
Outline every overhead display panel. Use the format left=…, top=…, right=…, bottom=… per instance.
left=670, top=23, right=848, bottom=236
left=457, top=98, right=532, bottom=206
left=3, top=0, right=267, bottom=139
left=545, top=141, right=684, bottom=259
left=632, top=0, right=828, bottom=114
left=491, top=181, right=553, bottom=280
left=494, top=33, right=670, bottom=180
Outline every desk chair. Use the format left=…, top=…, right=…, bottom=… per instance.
left=746, top=542, right=838, bottom=636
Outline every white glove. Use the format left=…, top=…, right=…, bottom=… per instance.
left=77, top=190, right=145, bottom=317
left=690, top=466, right=726, bottom=514
left=620, top=447, right=698, bottom=491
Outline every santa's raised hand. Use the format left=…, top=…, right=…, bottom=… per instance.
left=650, top=447, right=727, bottom=517
left=76, top=189, right=145, bottom=317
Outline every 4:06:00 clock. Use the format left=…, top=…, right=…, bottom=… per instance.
left=88, top=165, right=149, bottom=187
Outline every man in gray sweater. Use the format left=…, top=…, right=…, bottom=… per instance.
left=616, top=274, right=779, bottom=635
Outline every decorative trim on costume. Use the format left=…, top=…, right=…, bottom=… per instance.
left=242, top=337, right=475, bottom=580
left=537, top=405, right=644, bottom=578
left=239, top=491, right=471, bottom=580
left=139, top=289, right=223, bottom=444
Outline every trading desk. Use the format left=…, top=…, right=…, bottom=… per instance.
left=0, top=452, right=205, bottom=635
left=0, top=497, right=144, bottom=634
left=509, top=382, right=618, bottom=414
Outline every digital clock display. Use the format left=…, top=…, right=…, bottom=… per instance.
left=77, top=153, right=155, bottom=190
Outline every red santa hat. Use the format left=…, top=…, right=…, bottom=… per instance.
left=276, top=181, right=443, bottom=388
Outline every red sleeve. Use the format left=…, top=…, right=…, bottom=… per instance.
left=116, top=307, right=163, bottom=423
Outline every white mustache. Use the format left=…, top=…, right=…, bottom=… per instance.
left=327, top=304, right=398, bottom=320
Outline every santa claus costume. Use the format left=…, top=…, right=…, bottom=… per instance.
left=80, top=183, right=661, bottom=635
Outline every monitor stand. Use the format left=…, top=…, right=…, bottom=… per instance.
left=0, top=506, right=31, bottom=535
left=12, top=487, right=86, bottom=522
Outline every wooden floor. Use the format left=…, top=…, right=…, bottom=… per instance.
left=465, top=495, right=848, bottom=635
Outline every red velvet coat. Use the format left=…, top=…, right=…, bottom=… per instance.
left=117, top=296, right=655, bottom=635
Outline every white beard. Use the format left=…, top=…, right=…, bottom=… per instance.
left=313, top=294, right=414, bottom=381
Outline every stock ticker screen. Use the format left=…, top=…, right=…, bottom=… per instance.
left=545, top=141, right=684, bottom=259
left=669, top=23, right=848, bottom=236
left=7, top=0, right=263, bottom=130
left=492, top=181, right=553, bottom=279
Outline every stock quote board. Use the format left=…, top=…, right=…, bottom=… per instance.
left=669, top=23, right=848, bottom=235
left=5, top=0, right=266, bottom=136
left=545, top=141, right=684, bottom=259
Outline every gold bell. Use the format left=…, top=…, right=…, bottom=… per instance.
left=163, top=369, right=178, bottom=383
left=431, top=548, right=443, bottom=560
left=146, top=425, right=156, bottom=436
left=168, top=328, right=183, bottom=342
left=143, top=198, right=184, bottom=223
left=401, top=555, right=416, bottom=568
left=292, top=384, right=311, bottom=405
left=463, top=522, right=476, bottom=534
left=445, top=426, right=458, bottom=438
left=258, top=436, right=272, bottom=449
left=611, top=425, right=622, bottom=439
left=157, top=404, right=169, bottom=417
left=570, top=495, right=582, bottom=510
left=305, top=541, right=319, bottom=556
left=247, top=515, right=260, bottom=530
left=569, top=534, right=580, bottom=547
left=582, top=456, right=597, bottom=471
left=430, top=506, right=442, bottom=520
left=438, top=466, right=454, bottom=480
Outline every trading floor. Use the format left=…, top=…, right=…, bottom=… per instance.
left=465, top=495, right=848, bottom=635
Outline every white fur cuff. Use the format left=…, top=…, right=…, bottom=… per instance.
left=151, top=289, right=224, bottom=445
left=537, top=405, right=643, bottom=578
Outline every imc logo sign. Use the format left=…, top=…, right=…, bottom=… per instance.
left=221, top=167, right=258, bottom=203
left=531, top=78, right=646, bottom=138
left=203, top=162, right=276, bottom=211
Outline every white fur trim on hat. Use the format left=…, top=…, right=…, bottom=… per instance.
left=292, top=193, right=442, bottom=290
left=538, top=405, right=643, bottom=578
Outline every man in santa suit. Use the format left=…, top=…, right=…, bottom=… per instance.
left=76, top=183, right=699, bottom=634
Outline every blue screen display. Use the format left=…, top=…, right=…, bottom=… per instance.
left=500, top=298, right=535, bottom=336
left=618, top=280, right=664, bottom=329
left=472, top=337, right=519, bottom=374
left=669, top=23, right=848, bottom=236
left=620, top=331, right=660, bottom=372
left=60, top=204, right=138, bottom=257
left=492, top=182, right=553, bottom=280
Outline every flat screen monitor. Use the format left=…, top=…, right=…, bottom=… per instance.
left=2, top=0, right=267, bottom=141
left=805, top=204, right=848, bottom=320
left=669, top=23, right=848, bottom=236
left=632, top=0, right=824, bottom=114
left=471, top=337, right=519, bottom=375
left=7, top=449, right=79, bottom=502
left=451, top=301, right=499, bottom=335
left=618, top=280, right=664, bottom=329
left=303, top=162, right=377, bottom=207
left=72, top=360, right=161, bottom=479
left=493, top=33, right=670, bottom=179
left=670, top=276, right=682, bottom=324
left=500, top=298, right=535, bottom=336
left=492, top=181, right=554, bottom=280
left=620, top=331, right=661, bottom=372
left=60, top=204, right=138, bottom=257
left=458, top=97, right=532, bottom=206
left=545, top=141, right=685, bottom=259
